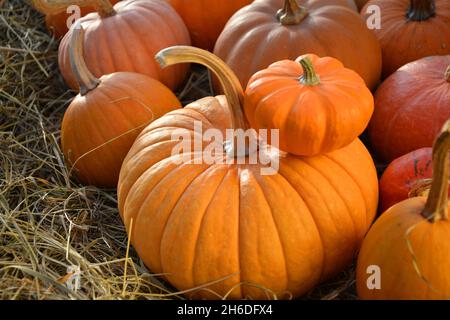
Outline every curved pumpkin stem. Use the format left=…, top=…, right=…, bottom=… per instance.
left=407, top=0, right=435, bottom=21
left=31, top=0, right=116, bottom=18
left=446, top=65, right=450, bottom=83
left=69, top=23, right=100, bottom=95
left=277, top=0, right=308, bottom=25
left=422, top=120, right=450, bottom=222
left=156, top=46, right=248, bottom=131
left=298, top=56, right=321, bottom=86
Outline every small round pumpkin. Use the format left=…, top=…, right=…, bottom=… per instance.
left=31, top=0, right=120, bottom=38
left=213, top=0, right=381, bottom=89
left=380, top=148, right=450, bottom=213
left=118, top=46, right=379, bottom=299
left=369, top=55, right=450, bottom=162
left=244, top=53, right=374, bottom=156
left=49, top=0, right=191, bottom=91
left=165, top=0, right=253, bottom=51
left=362, top=0, right=450, bottom=78
left=61, top=25, right=181, bottom=187
left=357, top=121, right=450, bottom=300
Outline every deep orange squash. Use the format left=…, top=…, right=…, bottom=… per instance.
left=32, top=0, right=120, bottom=38
left=61, top=25, right=181, bottom=187
left=357, top=121, right=450, bottom=300
left=165, top=0, right=253, bottom=51
left=361, top=0, right=450, bottom=78
left=42, top=0, right=191, bottom=91
left=244, top=54, right=374, bottom=156
left=379, top=148, right=450, bottom=213
left=118, top=46, right=379, bottom=299
left=369, top=55, right=450, bottom=162
left=213, top=0, right=381, bottom=89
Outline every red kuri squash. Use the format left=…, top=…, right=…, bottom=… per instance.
left=369, top=55, right=450, bottom=162
left=379, top=148, right=450, bottom=212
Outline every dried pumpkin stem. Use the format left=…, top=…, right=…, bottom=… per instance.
left=422, top=120, right=450, bottom=222
left=31, top=0, right=116, bottom=17
left=277, top=0, right=308, bottom=25
left=155, top=46, right=248, bottom=131
left=446, top=65, right=450, bottom=83
left=69, top=24, right=100, bottom=95
left=407, top=0, right=435, bottom=21
left=299, top=57, right=320, bottom=86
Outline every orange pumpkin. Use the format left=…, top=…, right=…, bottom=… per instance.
left=166, top=0, right=253, bottom=51
left=379, top=147, right=450, bottom=213
left=61, top=25, right=181, bottom=187
left=244, top=54, right=374, bottom=156
left=47, top=0, right=191, bottom=91
left=369, top=55, right=450, bottom=162
left=213, top=0, right=381, bottom=89
left=357, top=121, right=450, bottom=300
left=36, top=0, right=121, bottom=38
left=118, top=46, right=379, bottom=299
left=361, top=0, right=450, bottom=78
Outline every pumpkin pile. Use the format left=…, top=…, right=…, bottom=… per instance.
left=28, top=0, right=450, bottom=300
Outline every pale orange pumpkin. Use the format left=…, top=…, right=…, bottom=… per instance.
left=357, top=121, right=450, bottom=299
left=213, top=0, right=381, bottom=89
left=244, top=54, right=374, bottom=156
left=118, top=46, right=379, bottom=299
left=61, top=25, right=181, bottom=187
left=41, top=0, right=191, bottom=91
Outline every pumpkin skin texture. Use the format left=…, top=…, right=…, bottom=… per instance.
left=61, top=26, right=181, bottom=188
left=43, top=0, right=120, bottom=38
left=379, top=148, right=450, bottom=213
left=213, top=0, right=381, bottom=89
left=58, top=0, right=191, bottom=91
left=244, top=54, right=374, bottom=156
left=357, top=122, right=450, bottom=300
left=354, top=0, right=369, bottom=10
left=165, top=0, right=253, bottom=51
left=362, top=0, right=450, bottom=78
left=118, top=46, right=379, bottom=299
left=369, top=55, right=450, bottom=162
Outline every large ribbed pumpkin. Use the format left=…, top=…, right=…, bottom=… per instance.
left=244, top=54, right=374, bottom=156
left=357, top=121, right=450, bottom=300
left=369, top=55, right=450, bottom=162
left=362, top=0, right=450, bottom=78
left=213, top=0, right=381, bottom=89
left=31, top=0, right=120, bottom=38
left=54, top=0, right=190, bottom=91
left=118, top=46, right=379, bottom=299
left=165, top=0, right=253, bottom=51
left=379, top=147, right=450, bottom=212
left=61, top=26, right=180, bottom=187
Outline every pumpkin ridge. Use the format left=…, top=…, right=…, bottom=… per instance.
left=323, top=153, right=370, bottom=223
left=276, top=160, right=327, bottom=280
left=107, top=16, right=137, bottom=73
left=249, top=171, right=290, bottom=292
left=159, top=164, right=227, bottom=289
left=133, top=160, right=212, bottom=273
left=301, top=156, right=361, bottom=247
left=191, top=167, right=235, bottom=295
